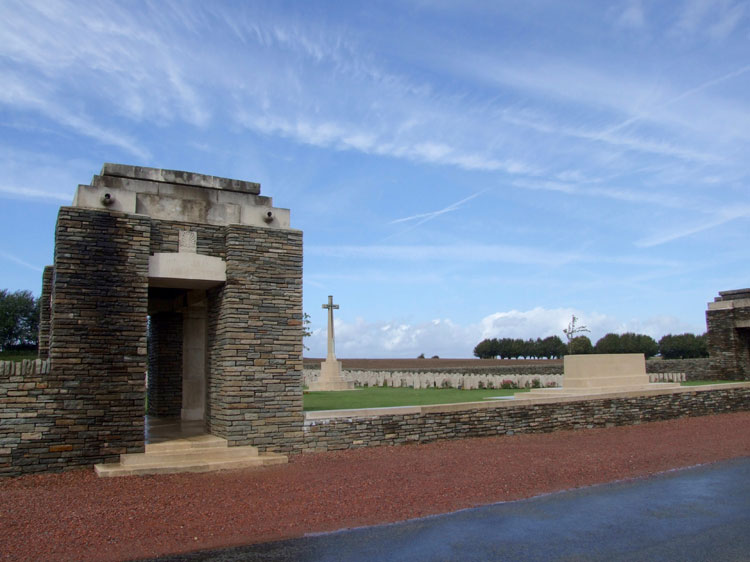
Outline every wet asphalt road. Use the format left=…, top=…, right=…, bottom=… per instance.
left=146, top=456, right=750, bottom=562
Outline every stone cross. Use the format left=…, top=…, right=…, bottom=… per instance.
left=322, top=295, right=339, bottom=359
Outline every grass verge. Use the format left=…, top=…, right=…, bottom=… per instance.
left=303, top=386, right=529, bottom=411
left=0, top=351, right=38, bottom=362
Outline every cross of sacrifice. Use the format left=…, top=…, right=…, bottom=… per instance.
left=322, top=295, right=339, bottom=359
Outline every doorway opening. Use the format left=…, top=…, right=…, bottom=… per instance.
left=146, top=287, right=209, bottom=444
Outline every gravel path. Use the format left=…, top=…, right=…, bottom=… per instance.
left=1, top=412, right=749, bottom=562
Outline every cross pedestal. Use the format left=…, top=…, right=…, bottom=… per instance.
left=307, top=295, right=354, bottom=391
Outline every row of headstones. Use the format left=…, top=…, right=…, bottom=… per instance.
left=650, top=371, right=687, bottom=382
left=0, top=358, right=50, bottom=377
left=304, top=369, right=563, bottom=389
left=303, top=369, right=687, bottom=390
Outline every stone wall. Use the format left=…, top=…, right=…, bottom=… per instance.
left=303, top=359, right=709, bottom=390
left=646, top=358, right=712, bottom=380
left=37, top=266, right=53, bottom=360
left=48, top=207, right=149, bottom=467
left=0, top=359, right=55, bottom=477
left=147, top=312, right=183, bottom=417
left=207, top=225, right=304, bottom=453
left=301, top=385, right=750, bottom=453
left=149, top=219, right=227, bottom=259
left=706, top=289, right=750, bottom=380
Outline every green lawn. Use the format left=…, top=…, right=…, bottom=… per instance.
left=681, top=380, right=739, bottom=386
left=303, top=386, right=528, bottom=411
left=0, top=350, right=37, bottom=362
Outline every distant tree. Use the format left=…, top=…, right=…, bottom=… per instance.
left=473, top=338, right=498, bottom=359
left=539, top=335, right=567, bottom=359
left=593, top=332, right=658, bottom=358
left=0, top=290, right=39, bottom=350
left=431, top=355, right=440, bottom=359
left=496, top=338, right=512, bottom=359
left=417, top=353, right=426, bottom=359
left=302, top=312, right=312, bottom=351
left=568, top=335, right=593, bottom=354
left=563, top=315, right=590, bottom=344
left=659, top=333, right=709, bottom=359
left=620, top=332, right=659, bottom=358
left=594, top=333, right=621, bottom=354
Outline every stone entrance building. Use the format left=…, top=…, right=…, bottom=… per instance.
left=32, top=164, right=303, bottom=471
left=706, top=289, right=750, bottom=380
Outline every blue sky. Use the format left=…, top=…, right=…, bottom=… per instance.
left=1, top=0, right=748, bottom=358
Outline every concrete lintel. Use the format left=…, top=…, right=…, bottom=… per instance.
left=149, top=253, right=226, bottom=289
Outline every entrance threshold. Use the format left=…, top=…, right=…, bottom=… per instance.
left=145, top=415, right=207, bottom=444
left=95, top=416, right=287, bottom=477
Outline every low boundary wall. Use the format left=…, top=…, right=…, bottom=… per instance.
left=301, top=384, right=750, bottom=453
left=302, top=359, right=704, bottom=390
left=0, top=359, right=58, bottom=477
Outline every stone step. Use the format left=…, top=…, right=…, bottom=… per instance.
left=564, top=374, right=649, bottom=388
left=121, top=446, right=259, bottom=466
left=145, top=434, right=227, bottom=454
left=523, top=382, right=682, bottom=398
left=95, top=452, right=287, bottom=477
left=94, top=433, right=287, bottom=477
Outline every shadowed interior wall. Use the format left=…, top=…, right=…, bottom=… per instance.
left=147, top=312, right=183, bottom=417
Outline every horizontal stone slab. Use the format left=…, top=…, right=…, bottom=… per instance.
left=101, top=163, right=261, bottom=194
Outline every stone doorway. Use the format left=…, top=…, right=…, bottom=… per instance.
left=738, top=328, right=750, bottom=378
left=147, top=287, right=210, bottom=443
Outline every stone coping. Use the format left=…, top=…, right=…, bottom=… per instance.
left=101, top=163, right=261, bottom=194
left=304, top=383, right=750, bottom=421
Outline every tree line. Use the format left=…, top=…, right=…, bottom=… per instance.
left=474, top=332, right=708, bottom=360
left=0, top=290, right=40, bottom=351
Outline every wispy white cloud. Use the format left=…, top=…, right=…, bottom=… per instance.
left=388, top=190, right=487, bottom=238
left=708, top=2, right=746, bottom=39
left=308, top=244, right=681, bottom=269
left=635, top=206, right=750, bottom=247
left=673, top=0, right=746, bottom=39
left=617, top=0, right=646, bottom=28
left=243, top=114, right=534, bottom=175
left=0, top=250, right=43, bottom=272
left=0, top=185, right=71, bottom=202
left=510, top=178, right=696, bottom=211
left=0, top=76, right=150, bottom=159
left=308, top=243, right=579, bottom=266
left=602, top=63, right=750, bottom=138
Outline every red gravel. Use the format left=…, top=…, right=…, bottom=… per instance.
left=2, top=412, right=749, bottom=562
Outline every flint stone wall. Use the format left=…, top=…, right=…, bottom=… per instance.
left=0, top=360, right=58, bottom=477
left=706, top=290, right=750, bottom=380
left=48, top=207, right=150, bottom=466
left=206, top=225, right=304, bottom=453
left=646, top=358, right=712, bottom=379
left=37, top=266, right=53, bottom=360
left=301, top=385, right=750, bottom=453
